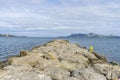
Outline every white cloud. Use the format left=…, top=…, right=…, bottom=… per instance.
left=25, top=26, right=82, bottom=30
left=0, top=0, right=120, bottom=36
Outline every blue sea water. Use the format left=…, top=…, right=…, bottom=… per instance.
left=0, top=37, right=120, bottom=64
left=0, top=37, right=55, bottom=61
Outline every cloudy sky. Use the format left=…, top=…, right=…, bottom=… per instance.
left=0, top=0, right=120, bottom=37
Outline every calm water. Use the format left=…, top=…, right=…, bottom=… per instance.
left=0, top=37, right=55, bottom=61
left=0, top=37, right=120, bottom=64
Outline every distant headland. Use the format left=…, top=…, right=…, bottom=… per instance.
left=63, top=33, right=120, bottom=38
left=0, top=34, right=27, bottom=37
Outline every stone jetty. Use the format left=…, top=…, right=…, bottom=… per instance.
left=0, top=39, right=120, bottom=80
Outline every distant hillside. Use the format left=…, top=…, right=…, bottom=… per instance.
left=66, top=33, right=120, bottom=38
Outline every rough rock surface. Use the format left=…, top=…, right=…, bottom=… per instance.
left=73, top=67, right=107, bottom=80
left=0, top=39, right=120, bottom=80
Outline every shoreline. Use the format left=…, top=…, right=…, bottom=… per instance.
left=0, top=39, right=120, bottom=80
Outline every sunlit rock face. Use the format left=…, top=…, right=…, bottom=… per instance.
left=0, top=39, right=120, bottom=80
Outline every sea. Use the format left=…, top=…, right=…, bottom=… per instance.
left=0, top=37, right=120, bottom=64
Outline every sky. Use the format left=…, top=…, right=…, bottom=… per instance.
left=0, top=0, right=120, bottom=37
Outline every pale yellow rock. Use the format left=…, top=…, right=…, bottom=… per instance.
left=58, top=52, right=89, bottom=65
left=44, top=66, right=70, bottom=80
left=11, top=55, right=42, bottom=66
left=61, top=60, right=77, bottom=71
left=112, top=78, right=118, bottom=80
left=0, top=71, right=52, bottom=80
left=0, top=39, right=120, bottom=80
left=47, top=52, right=58, bottom=60
left=60, top=60, right=86, bottom=72
left=4, top=64, right=32, bottom=72
left=0, top=70, right=10, bottom=77
left=35, top=59, right=61, bottom=70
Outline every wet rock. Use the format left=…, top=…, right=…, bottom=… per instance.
left=0, top=61, right=11, bottom=69
left=109, top=61, right=118, bottom=66
left=20, top=50, right=29, bottom=57
left=92, top=52, right=107, bottom=62
left=89, top=59, right=105, bottom=64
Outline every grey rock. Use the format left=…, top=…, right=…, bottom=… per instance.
left=73, top=67, right=107, bottom=80
left=44, top=67, right=70, bottom=80
left=0, top=71, right=51, bottom=80
left=93, top=63, right=120, bottom=79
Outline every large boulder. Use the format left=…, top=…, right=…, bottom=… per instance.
left=60, top=60, right=86, bottom=72
left=3, top=64, right=32, bottom=72
left=11, top=52, right=44, bottom=66
left=73, top=67, right=107, bottom=80
left=63, top=77, right=80, bottom=80
left=0, top=71, right=51, bottom=80
left=35, top=59, right=61, bottom=70
left=93, top=63, right=120, bottom=80
left=20, top=50, right=29, bottom=57
left=44, top=67, right=70, bottom=80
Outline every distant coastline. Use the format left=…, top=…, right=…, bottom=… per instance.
left=0, top=33, right=120, bottom=38
left=61, top=33, right=120, bottom=38
left=0, top=34, right=27, bottom=37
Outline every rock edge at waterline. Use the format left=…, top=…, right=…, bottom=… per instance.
left=0, top=39, right=120, bottom=80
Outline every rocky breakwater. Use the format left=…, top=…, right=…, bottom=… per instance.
left=0, top=39, right=120, bottom=80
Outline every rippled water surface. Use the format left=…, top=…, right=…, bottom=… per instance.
left=0, top=37, right=120, bottom=64
left=0, top=37, right=55, bottom=61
